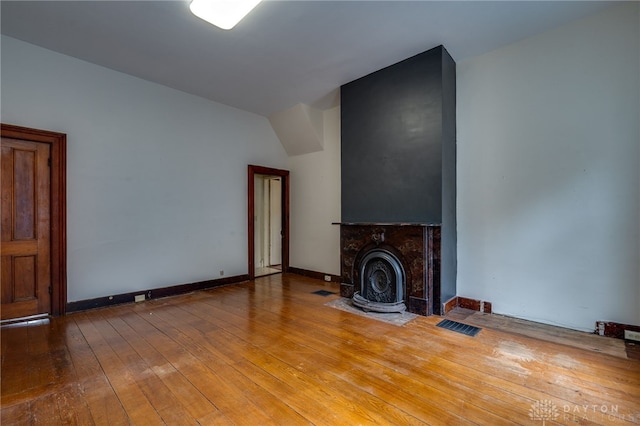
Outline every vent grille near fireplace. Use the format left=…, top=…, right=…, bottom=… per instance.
left=436, top=319, right=481, bottom=337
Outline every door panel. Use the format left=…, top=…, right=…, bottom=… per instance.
left=1, top=138, right=51, bottom=319
left=14, top=149, right=37, bottom=239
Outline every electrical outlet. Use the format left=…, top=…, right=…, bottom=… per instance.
left=220, top=270, right=224, bottom=276
left=324, top=275, right=331, bottom=282
left=134, top=294, right=145, bottom=303
left=624, top=330, right=640, bottom=342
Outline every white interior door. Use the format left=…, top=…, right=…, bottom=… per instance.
left=254, top=175, right=264, bottom=268
left=269, top=178, right=282, bottom=266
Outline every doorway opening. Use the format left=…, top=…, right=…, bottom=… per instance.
left=254, top=174, right=282, bottom=277
left=247, top=165, right=289, bottom=280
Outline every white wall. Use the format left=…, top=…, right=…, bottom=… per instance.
left=1, top=36, right=288, bottom=302
left=457, top=3, right=639, bottom=331
left=288, top=106, right=341, bottom=275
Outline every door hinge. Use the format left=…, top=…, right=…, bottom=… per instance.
left=49, top=286, right=53, bottom=295
left=48, top=158, right=52, bottom=167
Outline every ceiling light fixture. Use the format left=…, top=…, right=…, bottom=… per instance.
left=189, top=0, right=262, bottom=30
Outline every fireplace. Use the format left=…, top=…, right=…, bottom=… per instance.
left=339, top=45, right=456, bottom=317
left=353, top=248, right=407, bottom=312
left=338, top=223, right=441, bottom=316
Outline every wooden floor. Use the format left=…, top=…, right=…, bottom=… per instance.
left=254, top=266, right=282, bottom=278
left=1, top=274, right=639, bottom=425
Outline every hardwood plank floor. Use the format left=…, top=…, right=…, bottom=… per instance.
left=2, top=273, right=639, bottom=425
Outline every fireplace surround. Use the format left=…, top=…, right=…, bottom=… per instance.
left=338, top=223, right=441, bottom=316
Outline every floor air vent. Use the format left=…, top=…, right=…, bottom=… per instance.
left=436, top=319, right=481, bottom=337
left=312, top=290, right=337, bottom=296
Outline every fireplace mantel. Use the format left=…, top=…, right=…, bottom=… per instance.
left=333, top=222, right=441, bottom=227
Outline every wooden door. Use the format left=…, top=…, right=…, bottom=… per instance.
left=1, top=137, right=51, bottom=319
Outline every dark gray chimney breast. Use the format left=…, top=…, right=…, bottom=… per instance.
left=340, top=45, right=457, bottom=314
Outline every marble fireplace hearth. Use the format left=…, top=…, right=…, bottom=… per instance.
left=337, top=223, right=442, bottom=316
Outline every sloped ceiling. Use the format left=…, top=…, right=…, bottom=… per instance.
left=269, top=103, right=324, bottom=156
left=1, top=1, right=618, bottom=117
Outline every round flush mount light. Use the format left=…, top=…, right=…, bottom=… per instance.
left=190, top=0, right=262, bottom=30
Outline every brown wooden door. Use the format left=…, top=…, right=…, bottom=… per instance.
left=1, top=137, right=51, bottom=320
